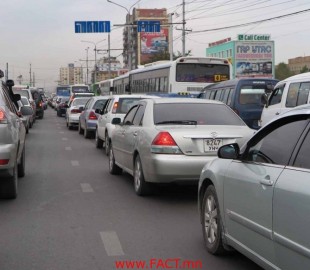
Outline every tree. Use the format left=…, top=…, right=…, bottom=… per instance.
left=300, top=65, right=309, bottom=73
left=275, top=62, right=294, bottom=80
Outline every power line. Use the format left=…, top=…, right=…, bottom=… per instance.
left=191, top=8, right=310, bottom=33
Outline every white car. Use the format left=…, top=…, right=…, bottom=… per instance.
left=95, top=94, right=158, bottom=155
left=65, top=97, right=90, bottom=129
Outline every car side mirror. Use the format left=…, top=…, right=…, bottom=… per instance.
left=0, top=70, right=4, bottom=78
left=20, top=106, right=34, bottom=116
left=218, top=143, right=240, bottom=159
left=111, top=117, right=121, bottom=125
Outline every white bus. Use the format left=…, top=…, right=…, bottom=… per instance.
left=70, top=84, right=91, bottom=95
left=116, top=57, right=231, bottom=95
left=97, top=79, right=114, bottom=96
left=113, top=73, right=129, bottom=95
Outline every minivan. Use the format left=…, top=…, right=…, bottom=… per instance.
left=199, top=78, right=278, bottom=129
left=260, top=72, right=310, bottom=127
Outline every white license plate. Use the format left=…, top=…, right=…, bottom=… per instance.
left=204, top=139, right=223, bottom=152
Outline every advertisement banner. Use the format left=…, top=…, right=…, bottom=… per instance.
left=235, top=41, right=274, bottom=78
left=140, top=28, right=169, bottom=64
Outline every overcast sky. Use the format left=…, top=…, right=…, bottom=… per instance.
left=1, top=0, right=310, bottom=91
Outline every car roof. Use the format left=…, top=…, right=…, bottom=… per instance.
left=110, top=94, right=159, bottom=98
left=147, top=97, right=224, bottom=105
left=280, top=72, right=310, bottom=82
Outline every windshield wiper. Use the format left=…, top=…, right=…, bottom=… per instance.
left=156, top=120, right=197, bottom=125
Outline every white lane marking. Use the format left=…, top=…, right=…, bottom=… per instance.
left=62, top=137, right=68, bottom=141
left=100, top=231, right=124, bottom=256
left=80, top=183, right=94, bottom=193
left=65, top=147, right=72, bottom=151
left=71, top=160, right=80, bottom=166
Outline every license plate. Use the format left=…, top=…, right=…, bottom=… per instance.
left=204, top=139, right=223, bottom=152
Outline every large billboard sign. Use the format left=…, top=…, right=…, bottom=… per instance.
left=235, top=41, right=274, bottom=78
left=139, top=28, right=169, bottom=64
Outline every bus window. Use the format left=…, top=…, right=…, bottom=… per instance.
left=227, top=89, right=233, bottom=106
left=221, top=88, right=230, bottom=104
left=210, top=90, right=217, bottom=99
left=214, top=89, right=223, bottom=101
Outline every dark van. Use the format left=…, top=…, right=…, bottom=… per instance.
left=199, top=78, right=278, bottom=129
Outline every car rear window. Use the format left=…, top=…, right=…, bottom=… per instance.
left=154, top=103, right=246, bottom=126
left=16, top=90, right=30, bottom=99
left=117, top=98, right=142, bottom=114
left=72, top=98, right=89, bottom=106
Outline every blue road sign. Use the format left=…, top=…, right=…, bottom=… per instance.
left=137, top=21, right=161, bottom=33
left=75, top=21, right=111, bottom=33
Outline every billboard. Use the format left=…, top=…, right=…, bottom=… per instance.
left=235, top=41, right=274, bottom=78
left=139, top=28, right=169, bottom=64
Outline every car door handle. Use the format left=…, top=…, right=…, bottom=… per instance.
left=275, top=112, right=280, bottom=115
left=260, top=176, right=274, bottom=186
left=133, top=132, right=138, bottom=137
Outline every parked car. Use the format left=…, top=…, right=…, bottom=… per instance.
left=0, top=77, right=26, bottom=199
left=109, top=98, right=254, bottom=196
left=30, top=88, right=44, bottom=119
left=20, top=96, right=34, bottom=128
left=199, top=78, right=278, bottom=129
left=260, top=72, right=310, bottom=127
left=65, top=97, right=90, bottom=129
left=78, top=96, right=109, bottom=138
left=18, top=103, right=34, bottom=134
left=56, top=96, right=70, bottom=117
left=198, top=104, right=310, bottom=270
left=96, top=94, right=158, bottom=155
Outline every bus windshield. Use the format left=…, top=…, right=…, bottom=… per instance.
left=72, top=85, right=90, bottom=93
left=56, top=87, right=70, bottom=96
left=176, top=63, right=230, bottom=83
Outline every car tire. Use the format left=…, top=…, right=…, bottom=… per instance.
left=26, top=125, right=29, bottom=134
left=95, top=129, right=103, bottom=149
left=0, top=160, right=18, bottom=199
left=109, top=144, right=122, bottom=175
left=202, top=185, right=226, bottom=255
left=78, top=122, right=83, bottom=135
left=84, top=123, right=91, bottom=139
left=134, top=155, right=151, bottom=196
left=105, top=133, right=110, bottom=156
left=18, top=147, right=26, bottom=178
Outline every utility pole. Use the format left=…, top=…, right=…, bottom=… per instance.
left=33, top=72, right=35, bottom=87
left=29, top=64, right=32, bottom=86
left=86, top=47, right=89, bottom=85
left=182, top=0, right=186, bottom=56
left=5, top=63, right=8, bottom=81
left=169, top=13, right=174, bottom=61
left=108, top=33, right=111, bottom=79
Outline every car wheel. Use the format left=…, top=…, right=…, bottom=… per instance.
left=95, top=129, right=103, bottom=149
left=105, top=133, right=110, bottom=156
left=84, top=123, right=91, bottom=139
left=109, top=144, right=122, bottom=175
left=26, top=125, right=29, bottom=134
left=134, top=155, right=151, bottom=196
left=78, top=122, right=83, bottom=134
left=202, top=185, right=226, bottom=255
left=0, top=160, right=18, bottom=199
left=18, top=147, right=26, bottom=178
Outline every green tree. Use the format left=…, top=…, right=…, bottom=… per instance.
left=275, top=62, right=294, bottom=80
left=300, top=65, right=309, bottom=73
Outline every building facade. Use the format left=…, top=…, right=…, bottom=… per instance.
left=59, top=64, right=83, bottom=85
left=288, top=56, right=310, bottom=73
left=206, top=34, right=275, bottom=79
left=123, top=8, right=170, bottom=70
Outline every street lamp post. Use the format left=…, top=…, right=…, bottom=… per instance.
left=107, top=0, right=141, bottom=70
left=81, top=39, right=106, bottom=83
left=85, top=47, right=89, bottom=85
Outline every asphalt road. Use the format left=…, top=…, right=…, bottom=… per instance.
left=0, top=108, right=262, bottom=270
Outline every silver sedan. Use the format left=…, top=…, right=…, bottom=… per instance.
left=109, top=98, right=254, bottom=196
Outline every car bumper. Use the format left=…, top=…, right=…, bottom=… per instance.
left=86, top=120, right=97, bottom=130
left=143, top=154, right=217, bottom=183
left=68, top=114, right=80, bottom=125
left=0, top=144, right=17, bottom=171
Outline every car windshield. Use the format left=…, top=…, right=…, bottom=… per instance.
left=117, top=98, right=142, bottom=113
left=72, top=98, right=89, bottom=106
left=154, top=103, right=246, bottom=126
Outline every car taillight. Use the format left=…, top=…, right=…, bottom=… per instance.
left=0, top=159, right=9, bottom=165
left=89, top=111, right=97, bottom=120
left=71, top=109, right=81, bottom=114
left=112, top=102, right=118, bottom=113
left=151, top=132, right=183, bottom=154
left=39, top=101, right=43, bottom=107
left=0, top=109, right=8, bottom=124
